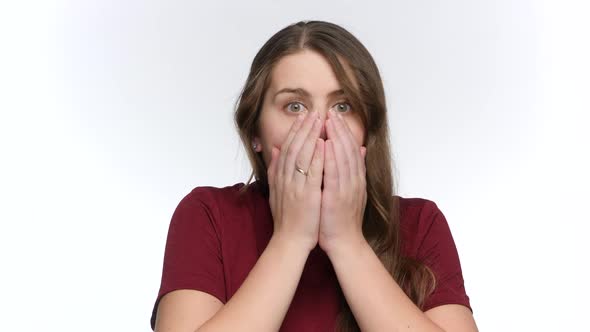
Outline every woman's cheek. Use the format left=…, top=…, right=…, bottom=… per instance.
left=262, top=109, right=301, bottom=152
left=274, top=120, right=297, bottom=149
left=347, top=120, right=366, bottom=147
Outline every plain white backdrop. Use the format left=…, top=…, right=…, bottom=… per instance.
left=0, top=0, right=588, bottom=331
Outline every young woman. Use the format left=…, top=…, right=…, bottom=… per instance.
left=151, top=20, right=478, bottom=332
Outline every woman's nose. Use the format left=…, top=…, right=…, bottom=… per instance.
left=318, top=113, right=328, bottom=141
left=319, top=123, right=327, bottom=141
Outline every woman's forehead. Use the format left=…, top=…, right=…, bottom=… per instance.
left=266, top=51, right=360, bottom=100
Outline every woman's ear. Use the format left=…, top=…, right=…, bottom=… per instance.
left=251, top=137, right=262, bottom=152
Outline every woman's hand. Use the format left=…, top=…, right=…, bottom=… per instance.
left=267, top=110, right=325, bottom=253
left=318, top=109, right=368, bottom=255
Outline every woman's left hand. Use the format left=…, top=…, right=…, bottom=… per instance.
left=318, top=109, right=368, bottom=255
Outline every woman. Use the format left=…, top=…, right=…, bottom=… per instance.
left=151, top=20, right=478, bottom=332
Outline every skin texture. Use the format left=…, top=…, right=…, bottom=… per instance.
left=253, top=49, right=365, bottom=171
left=155, top=48, right=478, bottom=332
left=253, top=49, right=367, bottom=252
left=253, top=49, right=479, bottom=331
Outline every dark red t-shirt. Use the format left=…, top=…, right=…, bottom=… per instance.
left=150, top=181, right=472, bottom=331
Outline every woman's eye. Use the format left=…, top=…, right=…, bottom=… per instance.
left=285, top=101, right=306, bottom=113
left=334, top=102, right=352, bottom=113
left=284, top=101, right=351, bottom=113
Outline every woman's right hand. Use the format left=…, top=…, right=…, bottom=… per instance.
left=267, top=110, right=325, bottom=253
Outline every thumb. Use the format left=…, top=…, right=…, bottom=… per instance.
left=267, top=147, right=279, bottom=183
left=360, top=146, right=366, bottom=159
left=308, top=139, right=324, bottom=186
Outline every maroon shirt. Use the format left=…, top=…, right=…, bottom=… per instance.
left=150, top=181, right=472, bottom=331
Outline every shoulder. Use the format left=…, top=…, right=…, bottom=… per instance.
left=395, top=195, right=472, bottom=312
left=397, top=195, right=440, bottom=212
left=397, top=195, right=443, bottom=230
left=174, top=181, right=265, bottom=228
left=396, top=195, right=450, bottom=256
left=168, top=182, right=249, bottom=227
left=180, top=182, right=249, bottom=211
left=185, top=182, right=247, bottom=201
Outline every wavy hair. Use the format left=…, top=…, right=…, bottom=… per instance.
left=233, top=20, right=436, bottom=331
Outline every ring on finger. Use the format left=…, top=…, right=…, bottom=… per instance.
left=295, top=163, right=309, bottom=177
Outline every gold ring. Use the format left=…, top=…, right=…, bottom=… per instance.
left=295, top=164, right=308, bottom=176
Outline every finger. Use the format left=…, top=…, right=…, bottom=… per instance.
left=325, top=116, right=350, bottom=191
left=277, top=112, right=306, bottom=187
left=360, top=146, right=367, bottom=177
left=307, top=138, right=324, bottom=188
left=284, top=110, right=318, bottom=183
left=337, top=111, right=366, bottom=179
left=323, top=139, right=339, bottom=190
left=267, top=146, right=279, bottom=186
left=294, top=115, right=323, bottom=191
left=329, top=110, right=359, bottom=183
left=267, top=146, right=279, bottom=204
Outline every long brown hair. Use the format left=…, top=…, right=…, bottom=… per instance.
left=233, top=20, right=436, bottom=331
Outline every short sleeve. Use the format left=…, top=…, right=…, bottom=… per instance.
left=150, top=192, right=227, bottom=330
left=417, top=201, right=472, bottom=313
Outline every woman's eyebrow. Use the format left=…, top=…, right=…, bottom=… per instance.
left=273, top=87, right=344, bottom=101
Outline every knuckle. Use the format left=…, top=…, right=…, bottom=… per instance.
left=287, top=144, right=298, bottom=159
left=295, top=157, right=305, bottom=168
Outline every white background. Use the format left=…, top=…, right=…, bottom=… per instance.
left=1, top=1, right=588, bottom=331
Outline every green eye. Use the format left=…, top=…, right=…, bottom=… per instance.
left=334, top=102, right=352, bottom=112
left=286, top=102, right=306, bottom=113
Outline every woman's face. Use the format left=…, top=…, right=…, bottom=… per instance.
left=253, top=49, right=366, bottom=171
